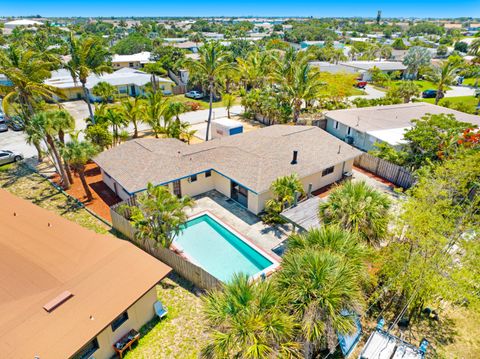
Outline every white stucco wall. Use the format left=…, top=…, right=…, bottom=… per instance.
left=75, top=286, right=157, bottom=359
left=179, top=172, right=215, bottom=197
left=101, top=169, right=131, bottom=201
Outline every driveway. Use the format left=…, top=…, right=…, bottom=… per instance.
left=444, top=86, right=476, bottom=98
left=349, top=85, right=386, bottom=100
left=0, top=129, right=36, bottom=159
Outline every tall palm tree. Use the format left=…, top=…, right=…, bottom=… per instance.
left=283, top=63, right=324, bottom=122
left=120, top=97, right=144, bottom=138
left=318, top=181, right=391, bottom=245
left=50, top=109, right=76, bottom=183
left=237, top=50, right=273, bottom=89
left=99, top=107, right=129, bottom=146
left=275, top=249, right=364, bottom=356
left=185, top=41, right=234, bottom=141
left=424, top=57, right=464, bottom=105
left=62, top=138, right=99, bottom=201
left=202, top=273, right=300, bottom=359
left=143, top=62, right=168, bottom=93
left=27, top=111, right=71, bottom=189
left=66, top=33, right=112, bottom=122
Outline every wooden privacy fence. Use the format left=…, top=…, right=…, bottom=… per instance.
left=110, top=207, right=222, bottom=290
left=354, top=153, right=415, bottom=189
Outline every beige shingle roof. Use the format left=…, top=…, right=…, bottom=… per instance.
left=94, top=125, right=361, bottom=195
left=325, top=103, right=480, bottom=133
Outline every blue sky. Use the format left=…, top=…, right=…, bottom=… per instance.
left=2, top=0, right=479, bottom=18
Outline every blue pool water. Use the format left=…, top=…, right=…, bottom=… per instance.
left=174, top=214, right=274, bottom=282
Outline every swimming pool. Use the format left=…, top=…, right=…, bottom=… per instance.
left=173, top=213, right=278, bottom=282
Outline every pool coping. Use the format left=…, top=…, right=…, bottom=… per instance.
left=171, top=210, right=280, bottom=282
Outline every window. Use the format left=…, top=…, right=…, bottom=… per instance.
left=322, top=166, right=335, bottom=177
left=111, top=311, right=129, bottom=332
left=190, top=174, right=197, bottom=182
left=347, top=127, right=352, bottom=136
left=72, top=338, right=99, bottom=359
left=129, top=62, right=134, bottom=68
left=334, top=120, right=339, bottom=130
left=205, top=170, right=211, bottom=178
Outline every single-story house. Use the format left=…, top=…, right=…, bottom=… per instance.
left=300, top=41, right=344, bottom=49
left=0, top=189, right=171, bottom=359
left=94, top=125, right=361, bottom=214
left=324, top=102, right=480, bottom=152
left=112, top=51, right=152, bottom=69
left=45, top=67, right=174, bottom=101
left=310, top=61, right=406, bottom=80
left=338, top=61, right=407, bottom=81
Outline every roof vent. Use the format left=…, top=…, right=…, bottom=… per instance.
left=291, top=150, right=298, bottom=165
left=43, top=291, right=73, bottom=313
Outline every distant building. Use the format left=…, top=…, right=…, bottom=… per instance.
left=112, top=51, right=152, bottom=69
left=443, top=23, right=463, bottom=30
left=300, top=40, right=344, bottom=49
left=4, top=18, right=43, bottom=29
left=0, top=189, right=171, bottom=359
left=310, top=61, right=406, bottom=81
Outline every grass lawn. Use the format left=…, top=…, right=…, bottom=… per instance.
left=391, top=80, right=440, bottom=92
left=0, top=163, right=110, bottom=234
left=124, top=274, right=207, bottom=359
left=462, top=78, right=479, bottom=87
left=420, top=96, right=478, bottom=114
left=168, top=94, right=241, bottom=110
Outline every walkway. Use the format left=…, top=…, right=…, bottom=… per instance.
left=349, top=85, right=386, bottom=100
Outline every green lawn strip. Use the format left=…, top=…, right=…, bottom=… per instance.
left=0, top=163, right=109, bottom=234
left=420, top=96, right=478, bottom=114
left=124, top=274, right=207, bottom=359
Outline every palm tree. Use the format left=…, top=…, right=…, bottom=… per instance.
left=167, top=101, right=187, bottom=121
left=237, top=50, right=273, bottom=89
left=391, top=81, right=421, bottom=103
left=50, top=109, right=76, bottom=183
left=120, top=97, right=144, bottom=138
left=202, top=273, right=300, bottom=359
left=142, top=91, right=171, bottom=138
left=402, top=46, right=432, bottom=80
left=0, top=45, right=62, bottom=118
left=424, top=57, right=464, bottom=105
left=221, top=93, right=236, bottom=118
left=275, top=249, right=364, bottom=356
left=62, top=138, right=99, bottom=201
left=27, top=111, right=71, bottom=189
left=121, top=183, right=194, bottom=248
left=318, top=181, right=391, bottom=245
left=92, top=81, right=117, bottom=103
left=144, top=62, right=168, bottom=93
left=185, top=41, right=234, bottom=141
left=66, top=33, right=112, bottom=122
left=265, top=173, right=305, bottom=221
left=99, top=107, right=129, bottom=146
left=283, top=63, right=324, bottom=122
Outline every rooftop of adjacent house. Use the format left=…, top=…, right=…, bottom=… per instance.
left=325, top=102, right=480, bottom=133
left=339, top=61, right=407, bottom=71
left=112, top=51, right=152, bottom=64
left=4, top=19, right=43, bottom=26
left=94, top=125, right=361, bottom=196
left=45, top=67, right=172, bottom=90
left=0, top=189, right=171, bottom=358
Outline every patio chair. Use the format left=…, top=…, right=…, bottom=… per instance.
left=154, top=300, right=168, bottom=319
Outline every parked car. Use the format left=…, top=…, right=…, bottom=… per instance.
left=0, top=119, right=8, bottom=133
left=422, top=89, right=444, bottom=99
left=0, top=150, right=23, bottom=166
left=7, top=117, right=25, bottom=131
left=355, top=81, right=368, bottom=89
left=185, top=90, right=204, bottom=99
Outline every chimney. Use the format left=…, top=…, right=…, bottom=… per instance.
left=291, top=150, right=298, bottom=165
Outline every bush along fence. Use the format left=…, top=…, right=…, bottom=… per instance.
left=110, top=201, right=222, bottom=290
left=354, top=153, right=415, bottom=189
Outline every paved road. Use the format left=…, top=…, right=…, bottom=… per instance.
left=349, top=85, right=386, bottom=100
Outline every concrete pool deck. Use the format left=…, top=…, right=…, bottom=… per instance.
left=187, top=190, right=291, bottom=260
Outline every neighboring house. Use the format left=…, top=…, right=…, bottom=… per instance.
left=338, top=61, right=407, bottom=81
left=309, top=61, right=406, bottom=80
left=112, top=51, right=152, bottom=69
left=94, top=125, right=361, bottom=214
left=0, top=189, right=171, bottom=359
left=45, top=67, right=174, bottom=101
left=300, top=40, right=344, bottom=49
left=325, top=103, right=480, bottom=152
left=171, top=41, right=200, bottom=53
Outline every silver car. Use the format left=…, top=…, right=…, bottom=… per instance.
left=0, top=119, right=7, bottom=133
left=185, top=90, right=204, bottom=99
left=0, top=150, right=23, bottom=166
